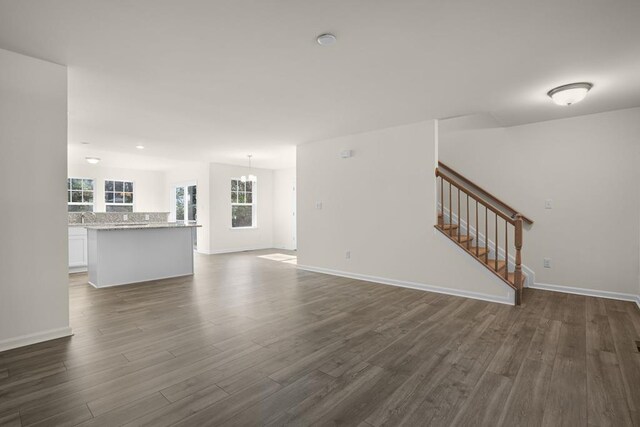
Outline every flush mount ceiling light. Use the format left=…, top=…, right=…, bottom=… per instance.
left=547, top=82, right=593, bottom=106
left=85, top=157, right=101, bottom=164
left=80, top=141, right=90, bottom=145
left=316, top=33, right=337, bottom=46
left=135, top=145, right=145, bottom=149
left=240, top=154, right=257, bottom=183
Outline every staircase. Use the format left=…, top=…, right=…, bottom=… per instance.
left=435, top=162, right=533, bottom=305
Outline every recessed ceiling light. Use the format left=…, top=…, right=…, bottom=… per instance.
left=135, top=145, right=145, bottom=150
left=85, top=157, right=101, bottom=164
left=547, top=82, right=593, bottom=106
left=317, top=33, right=337, bottom=46
left=81, top=141, right=90, bottom=145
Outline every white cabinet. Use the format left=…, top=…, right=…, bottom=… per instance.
left=69, top=227, right=88, bottom=272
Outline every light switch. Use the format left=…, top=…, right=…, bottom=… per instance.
left=543, top=258, right=552, bottom=268
left=545, top=199, right=553, bottom=209
left=123, top=214, right=128, bottom=221
left=315, top=201, right=323, bottom=210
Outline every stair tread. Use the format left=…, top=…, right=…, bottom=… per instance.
left=484, top=259, right=507, bottom=271
left=453, top=234, right=473, bottom=243
left=469, top=246, right=489, bottom=256
left=435, top=225, right=472, bottom=242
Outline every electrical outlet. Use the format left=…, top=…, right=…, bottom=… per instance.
left=345, top=251, right=351, bottom=259
left=123, top=214, right=128, bottom=221
left=543, top=258, right=552, bottom=268
left=545, top=199, right=553, bottom=209
left=145, top=214, right=150, bottom=221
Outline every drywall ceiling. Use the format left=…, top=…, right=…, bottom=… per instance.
left=0, top=0, right=639, bottom=169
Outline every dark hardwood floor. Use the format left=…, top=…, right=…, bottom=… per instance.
left=1, top=249, right=639, bottom=426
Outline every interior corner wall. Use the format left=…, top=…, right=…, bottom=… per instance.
left=164, top=162, right=211, bottom=254
left=0, top=48, right=71, bottom=351
left=273, top=168, right=297, bottom=250
left=297, top=120, right=513, bottom=304
left=439, top=107, right=640, bottom=299
left=208, top=163, right=274, bottom=254
left=68, top=163, right=166, bottom=212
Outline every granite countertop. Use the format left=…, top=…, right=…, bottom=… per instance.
left=81, top=222, right=201, bottom=231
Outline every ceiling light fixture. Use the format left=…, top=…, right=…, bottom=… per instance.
left=85, top=157, right=101, bottom=164
left=135, top=145, right=145, bottom=149
left=81, top=141, right=90, bottom=145
left=316, top=33, right=337, bottom=46
left=240, top=154, right=257, bottom=183
left=547, top=82, right=593, bottom=106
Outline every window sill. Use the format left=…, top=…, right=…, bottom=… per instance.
left=229, top=226, right=258, bottom=230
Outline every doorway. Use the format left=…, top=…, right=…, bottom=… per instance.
left=172, top=182, right=197, bottom=249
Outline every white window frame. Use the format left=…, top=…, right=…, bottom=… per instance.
left=104, top=179, right=135, bottom=212
left=230, top=178, right=257, bottom=229
left=67, top=177, right=95, bottom=212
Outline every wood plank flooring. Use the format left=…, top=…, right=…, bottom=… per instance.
left=1, top=249, right=639, bottom=426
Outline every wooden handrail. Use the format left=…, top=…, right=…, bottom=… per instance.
left=437, top=171, right=515, bottom=224
left=437, top=162, right=533, bottom=225
left=435, top=164, right=526, bottom=305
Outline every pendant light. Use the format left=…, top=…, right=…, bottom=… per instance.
left=240, top=154, right=257, bottom=183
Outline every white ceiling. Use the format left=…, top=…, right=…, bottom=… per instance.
left=1, top=0, right=639, bottom=170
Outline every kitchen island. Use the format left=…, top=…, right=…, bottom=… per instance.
left=86, top=223, right=200, bottom=288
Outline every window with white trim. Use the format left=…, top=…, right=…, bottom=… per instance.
left=67, top=178, right=94, bottom=212
left=105, top=180, right=134, bottom=212
left=231, top=179, right=256, bottom=228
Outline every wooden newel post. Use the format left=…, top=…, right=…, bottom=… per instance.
left=514, top=214, right=523, bottom=305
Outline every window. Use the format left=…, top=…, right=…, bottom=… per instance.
left=67, top=178, right=94, bottom=212
left=231, top=179, right=255, bottom=228
left=105, top=180, right=134, bottom=212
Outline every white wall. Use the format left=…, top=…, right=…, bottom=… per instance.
left=165, top=162, right=211, bottom=254
left=0, top=49, right=71, bottom=351
left=297, top=121, right=513, bottom=304
left=208, top=163, right=274, bottom=254
left=68, top=163, right=166, bottom=212
left=440, top=108, right=640, bottom=299
left=273, top=168, right=297, bottom=250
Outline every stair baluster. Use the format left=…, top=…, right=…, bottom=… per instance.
left=494, top=214, right=498, bottom=271
left=485, top=206, right=488, bottom=263
left=449, top=182, right=452, bottom=226
left=504, top=219, right=509, bottom=281
left=475, top=199, right=479, bottom=256
left=440, top=177, right=444, bottom=225
left=466, top=193, right=470, bottom=249
left=457, top=187, right=461, bottom=241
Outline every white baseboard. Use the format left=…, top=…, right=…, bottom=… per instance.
left=273, top=245, right=297, bottom=251
left=198, top=245, right=274, bottom=255
left=529, top=282, right=640, bottom=307
left=297, top=264, right=514, bottom=306
left=69, top=266, right=87, bottom=273
left=0, top=326, right=73, bottom=353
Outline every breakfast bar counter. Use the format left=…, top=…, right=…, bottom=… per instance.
left=85, top=223, right=200, bottom=288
